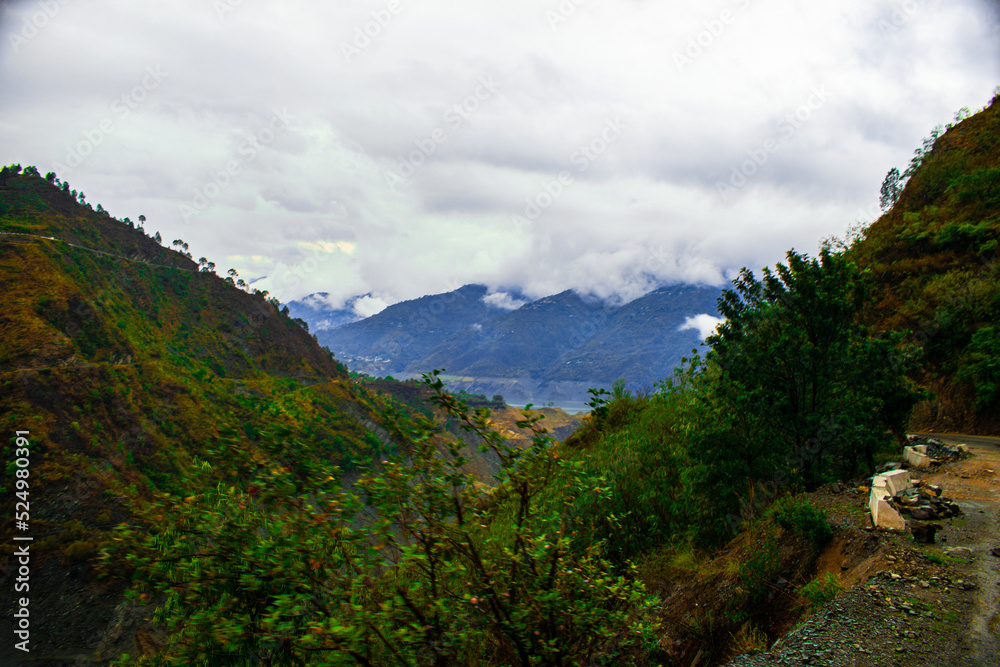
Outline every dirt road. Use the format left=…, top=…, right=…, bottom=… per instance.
left=726, top=433, right=1000, bottom=667
left=914, top=433, right=1000, bottom=664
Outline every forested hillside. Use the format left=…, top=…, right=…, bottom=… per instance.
left=850, top=95, right=1000, bottom=433
left=0, top=170, right=398, bottom=660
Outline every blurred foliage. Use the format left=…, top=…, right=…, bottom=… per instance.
left=109, top=373, right=661, bottom=666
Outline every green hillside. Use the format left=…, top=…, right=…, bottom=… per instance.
left=0, top=170, right=398, bottom=659
left=848, top=93, right=1000, bottom=433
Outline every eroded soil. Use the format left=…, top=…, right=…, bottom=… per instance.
left=726, top=434, right=1000, bottom=667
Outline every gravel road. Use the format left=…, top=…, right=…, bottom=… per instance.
left=724, top=434, right=1000, bottom=667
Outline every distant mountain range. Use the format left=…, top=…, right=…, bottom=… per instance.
left=296, top=283, right=723, bottom=403
left=286, top=293, right=361, bottom=331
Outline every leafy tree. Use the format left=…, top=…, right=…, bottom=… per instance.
left=701, top=249, right=923, bottom=494
left=153, top=231, right=162, bottom=244
left=138, top=214, right=146, bottom=228
left=44, top=171, right=57, bottom=183
left=880, top=167, right=902, bottom=211
left=948, top=106, right=971, bottom=129
left=957, top=326, right=1000, bottom=411
left=903, top=124, right=944, bottom=181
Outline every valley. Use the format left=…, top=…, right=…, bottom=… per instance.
left=0, top=82, right=998, bottom=667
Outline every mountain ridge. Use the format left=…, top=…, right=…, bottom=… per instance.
left=314, top=281, right=723, bottom=401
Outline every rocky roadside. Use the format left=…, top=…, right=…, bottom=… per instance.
left=725, top=435, right=1000, bottom=667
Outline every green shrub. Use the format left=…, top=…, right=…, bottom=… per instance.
left=957, top=325, right=1000, bottom=410
left=737, top=535, right=781, bottom=608
left=799, top=572, right=843, bottom=609
left=771, top=497, right=832, bottom=548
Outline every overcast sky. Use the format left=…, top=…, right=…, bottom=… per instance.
left=2, top=0, right=998, bottom=316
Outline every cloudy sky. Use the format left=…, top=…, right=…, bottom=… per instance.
left=2, top=0, right=998, bottom=316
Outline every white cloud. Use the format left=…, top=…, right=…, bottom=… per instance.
left=483, top=291, right=528, bottom=311
left=680, top=314, right=725, bottom=341
left=353, top=295, right=389, bottom=318
left=1, top=0, right=998, bottom=310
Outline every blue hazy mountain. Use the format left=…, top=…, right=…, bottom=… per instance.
left=311, top=283, right=722, bottom=402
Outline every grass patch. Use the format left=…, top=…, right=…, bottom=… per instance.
left=799, top=572, right=844, bottom=610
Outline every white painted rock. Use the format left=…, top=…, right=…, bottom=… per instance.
left=881, top=469, right=911, bottom=496
left=869, top=485, right=906, bottom=531
left=903, top=446, right=934, bottom=468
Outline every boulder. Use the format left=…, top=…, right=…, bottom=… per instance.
left=903, top=446, right=934, bottom=468
left=878, top=469, right=911, bottom=496
left=869, top=485, right=906, bottom=531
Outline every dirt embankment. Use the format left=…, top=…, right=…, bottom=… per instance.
left=725, top=434, right=1000, bottom=667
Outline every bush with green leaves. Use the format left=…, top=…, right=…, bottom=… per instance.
left=957, top=325, right=1000, bottom=411
left=799, top=572, right=843, bottom=610
left=106, top=371, right=660, bottom=666
left=769, top=496, right=832, bottom=549
left=701, top=249, right=924, bottom=493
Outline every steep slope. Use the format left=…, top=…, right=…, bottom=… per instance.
left=848, top=94, right=1000, bottom=433
left=0, top=170, right=393, bottom=661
